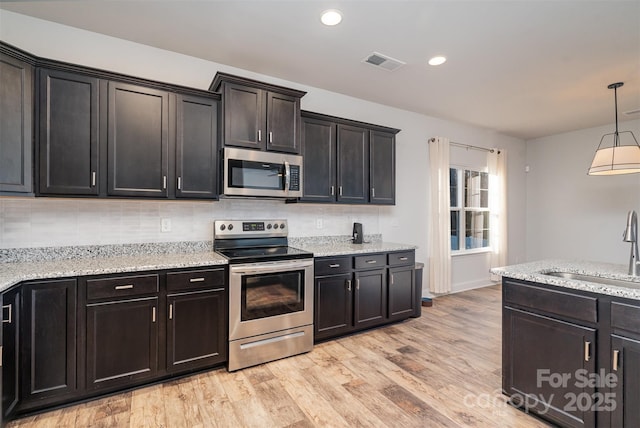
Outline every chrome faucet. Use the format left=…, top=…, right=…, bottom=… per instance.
left=623, top=210, right=639, bottom=276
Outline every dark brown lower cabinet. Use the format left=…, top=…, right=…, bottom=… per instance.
left=2, top=287, right=20, bottom=418
left=86, top=297, right=158, bottom=391
left=20, top=280, right=77, bottom=410
left=611, top=335, right=640, bottom=427
left=167, top=289, right=226, bottom=373
left=353, top=268, right=387, bottom=329
left=314, top=273, right=353, bottom=341
left=388, top=265, right=416, bottom=321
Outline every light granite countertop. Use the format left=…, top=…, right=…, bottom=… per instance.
left=491, top=259, right=640, bottom=300
left=0, top=251, right=228, bottom=293
left=0, top=237, right=418, bottom=293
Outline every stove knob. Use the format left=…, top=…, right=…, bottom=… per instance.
left=228, top=224, right=234, bottom=231
left=280, top=223, right=286, bottom=229
left=220, top=224, right=226, bottom=231
left=267, top=224, right=272, bottom=229
left=273, top=223, right=279, bottom=229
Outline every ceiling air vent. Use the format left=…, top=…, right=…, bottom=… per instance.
left=362, top=52, right=406, bottom=72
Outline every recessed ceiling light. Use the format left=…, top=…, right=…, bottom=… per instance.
left=321, top=9, right=342, bottom=26
left=428, top=56, right=447, bottom=66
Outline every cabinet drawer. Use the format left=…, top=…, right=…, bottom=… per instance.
left=388, top=251, right=414, bottom=266
left=611, top=301, right=640, bottom=334
left=354, top=254, right=386, bottom=270
left=87, top=274, right=159, bottom=301
left=167, top=268, right=226, bottom=292
left=315, top=257, right=352, bottom=276
left=504, top=280, right=597, bottom=323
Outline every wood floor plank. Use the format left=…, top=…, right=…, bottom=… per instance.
left=6, top=284, right=549, bottom=428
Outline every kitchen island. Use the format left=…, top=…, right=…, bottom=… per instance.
left=492, top=260, right=640, bottom=428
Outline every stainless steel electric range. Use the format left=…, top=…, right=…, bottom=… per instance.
left=214, top=219, right=314, bottom=371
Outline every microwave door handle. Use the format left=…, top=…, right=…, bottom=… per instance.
left=284, top=161, right=291, bottom=191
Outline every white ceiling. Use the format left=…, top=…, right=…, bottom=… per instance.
left=2, top=0, right=639, bottom=140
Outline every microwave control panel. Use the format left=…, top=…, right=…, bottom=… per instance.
left=289, top=165, right=300, bottom=191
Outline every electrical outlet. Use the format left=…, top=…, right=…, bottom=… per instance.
left=316, top=218, right=323, bottom=229
left=161, top=218, right=172, bottom=232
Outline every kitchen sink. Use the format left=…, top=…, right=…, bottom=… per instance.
left=542, top=271, right=640, bottom=289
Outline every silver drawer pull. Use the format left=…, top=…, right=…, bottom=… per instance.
left=189, top=277, right=206, bottom=283
left=584, top=341, right=591, bottom=362
left=152, top=307, right=156, bottom=323
left=169, top=304, right=173, bottom=320
left=613, top=349, right=620, bottom=371
left=2, top=304, right=12, bottom=324
left=329, top=264, right=341, bottom=268
left=366, top=260, right=377, bottom=264
left=399, top=257, right=408, bottom=261
left=115, top=284, right=134, bottom=290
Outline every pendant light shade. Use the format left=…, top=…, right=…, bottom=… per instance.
left=588, top=82, right=640, bottom=176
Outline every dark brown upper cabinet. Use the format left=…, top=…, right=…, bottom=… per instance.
left=107, top=81, right=170, bottom=198
left=300, top=111, right=399, bottom=205
left=210, top=72, right=306, bottom=154
left=38, top=69, right=99, bottom=196
left=0, top=46, right=34, bottom=195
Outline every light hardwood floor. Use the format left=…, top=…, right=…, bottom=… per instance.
left=8, top=285, right=550, bottom=427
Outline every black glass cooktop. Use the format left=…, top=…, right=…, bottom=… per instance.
left=216, top=246, right=313, bottom=264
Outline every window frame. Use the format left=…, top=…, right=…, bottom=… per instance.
left=449, top=166, right=492, bottom=255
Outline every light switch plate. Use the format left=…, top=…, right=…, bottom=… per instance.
left=161, top=218, right=172, bottom=232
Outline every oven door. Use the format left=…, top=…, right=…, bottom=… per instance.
left=228, top=259, right=313, bottom=341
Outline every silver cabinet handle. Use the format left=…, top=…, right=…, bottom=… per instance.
left=91, top=171, right=96, bottom=187
left=372, top=188, right=376, bottom=198
left=177, top=177, right=182, bottom=190
left=390, top=274, right=394, bottom=285
left=269, top=131, right=273, bottom=143
left=356, top=279, right=360, bottom=290
left=366, top=260, right=377, bottom=264
left=2, top=304, right=12, bottom=324
left=114, top=284, right=134, bottom=290
left=258, top=130, right=262, bottom=142
left=152, top=307, right=156, bottom=323
left=189, top=277, right=205, bottom=283
left=339, top=186, right=343, bottom=196
left=584, top=341, right=591, bottom=362
left=331, top=186, right=335, bottom=196
left=169, top=304, right=173, bottom=320
left=399, top=257, right=408, bottom=261
left=329, top=264, right=341, bottom=268
left=613, top=349, right=620, bottom=371
left=163, top=176, right=167, bottom=190
left=346, top=279, right=352, bottom=292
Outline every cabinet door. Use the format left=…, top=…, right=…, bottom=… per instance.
left=503, top=307, right=596, bottom=428
left=223, top=83, right=265, bottom=150
left=301, top=117, right=336, bottom=202
left=0, top=53, right=33, bottom=194
left=107, top=81, right=169, bottom=197
left=21, top=280, right=77, bottom=408
left=337, top=124, right=369, bottom=204
left=314, top=274, right=353, bottom=341
left=167, top=289, right=227, bottom=373
left=611, top=335, right=640, bottom=428
left=86, top=297, right=158, bottom=391
left=266, top=91, right=300, bottom=153
left=369, top=130, right=395, bottom=205
left=176, top=94, right=218, bottom=199
left=354, top=268, right=387, bottom=329
left=388, top=265, right=415, bottom=321
left=39, top=69, right=99, bottom=195
left=2, top=288, right=20, bottom=417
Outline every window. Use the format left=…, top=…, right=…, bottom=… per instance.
left=450, top=168, right=490, bottom=252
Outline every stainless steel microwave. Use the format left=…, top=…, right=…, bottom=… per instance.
left=222, top=147, right=303, bottom=198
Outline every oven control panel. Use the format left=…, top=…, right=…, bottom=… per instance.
left=214, top=219, right=288, bottom=238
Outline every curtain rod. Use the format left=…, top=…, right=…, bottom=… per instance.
left=428, top=137, right=497, bottom=153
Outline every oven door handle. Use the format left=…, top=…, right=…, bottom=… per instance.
left=231, top=260, right=312, bottom=275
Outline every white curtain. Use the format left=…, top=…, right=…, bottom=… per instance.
left=428, top=137, right=451, bottom=294
left=488, top=149, right=507, bottom=280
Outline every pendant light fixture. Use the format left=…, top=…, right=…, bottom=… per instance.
left=588, top=82, right=640, bottom=175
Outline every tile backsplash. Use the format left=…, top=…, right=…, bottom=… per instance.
left=0, top=197, right=381, bottom=249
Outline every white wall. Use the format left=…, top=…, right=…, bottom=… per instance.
left=526, top=119, right=640, bottom=264
left=0, top=11, right=528, bottom=294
